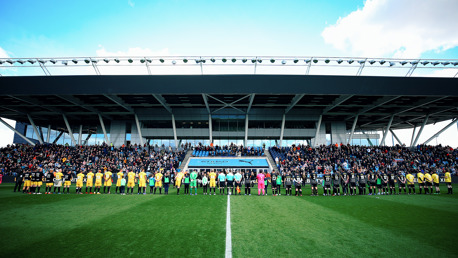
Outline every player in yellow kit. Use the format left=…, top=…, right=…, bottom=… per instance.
left=54, top=169, right=64, bottom=194
left=104, top=169, right=113, bottom=194
left=138, top=170, right=147, bottom=195
left=424, top=170, right=433, bottom=194
left=417, top=170, right=425, bottom=194
left=175, top=171, right=184, bottom=195
left=116, top=169, right=124, bottom=194
left=86, top=170, right=94, bottom=194
left=406, top=170, right=416, bottom=194
left=154, top=170, right=163, bottom=194
left=432, top=170, right=440, bottom=194
left=127, top=170, right=136, bottom=195
left=209, top=170, right=217, bottom=195
left=94, top=170, right=103, bottom=194
left=76, top=170, right=85, bottom=194
left=445, top=170, right=452, bottom=194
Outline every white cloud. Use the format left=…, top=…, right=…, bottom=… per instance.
left=128, top=0, right=135, bottom=7
left=322, top=0, right=458, bottom=58
left=0, top=46, right=10, bottom=58
left=0, top=118, right=16, bottom=147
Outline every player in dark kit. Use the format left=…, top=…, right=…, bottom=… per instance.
left=323, top=171, right=332, bottom=196
left=368, top=170, right=377, bottom=195
left=349, top=169, right=357, bottom=195
left=332, top=170, right=341, bottom=196
left=341, top=171, right=349, bottom=196
left=381, top=170, right=389, bottom=195
left=397, top=171, right=407, bottom=194
left=358, top=171, right=367, bottom=195
left=271, top=171, right=278, bottom=196
left=44, top=170, right=55, bottom=194
left=284, top=172, right=293, bottom=196
left=310, top=170, right=318, bottom=196
left=294, top=172, right=303, bottom=196
left=63, top=171, right=73, bottom=194
left=388, top=171, right=396, bottom=195
left=244, top=171, right=252, bottom=195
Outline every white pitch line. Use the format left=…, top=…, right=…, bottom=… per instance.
left=225, top=194, right=232, bottom=258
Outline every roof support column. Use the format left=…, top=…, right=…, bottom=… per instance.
left=62, top=114, right=76, bottom=146
left=83, top=133, right=92, bottom=146
left=27, top=114, right=43, bottom=144
left=389, top=129, right=403, bottom=145
left=244, top=114, right=249, bottom=146
left=53, top=131, right=64, bottom=144
left=313, top=115, right=323, bottom=147
left=423, top=118, right=457, bottom=145
left=411, top=115, right=429, bottom=147
left=78, top=125, right=83, bottom=145
left=46, top=125, right=51, bottom=143
left=98, top=114, right=109, bottom=144
left=279, top=114, right=286, bottom=147
left=410, top=125, right=417, bottom=147
left=209, top=114, right=213, bottom=144
left=172, top=114, right=178, bottom=149
left=134, top=114, right=144, bottom=146
left=347, top=115, right=358, bottom=144
left=0, top=117, right=35, bottom=146
left=380, top=115, right=394, bottom=146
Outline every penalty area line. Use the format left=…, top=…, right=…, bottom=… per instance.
left=225, top=194, right=232, bottom=258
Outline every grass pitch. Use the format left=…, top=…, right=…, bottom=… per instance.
left=0, top=184, right=457, bottom=257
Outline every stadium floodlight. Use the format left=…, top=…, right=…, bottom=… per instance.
left=222, top=58, right=227, bottom=63
left=140, top=59, right=146, bottom=63
left=242, top=58, right=247, bottom=63
left=282, top=60, right=286, bottom=65
left=357, top=60, right=365, bottom=64
left=195, top=59, right=200, bottom=64
left=231, top=58, right=236, bottom=63
left=389, top=62, right=396, bottom=66
left=347, top=59, right=354, bottom=64
left=369, top=60, right=376, bottom=65
left=91, top=59, right=98, bottom=64
left=17, top=60, right=25, bottom=64
left=183, top=59, right=188, bottom=63
left=38, top=59, right=46, bottom=64
left=172, top=60, right=177, bottom=65
left=62, top=60, right=68, bottom=65
left=421, top=61, right=429, bottom=65
left=84, top=59, right=90, bottom=64
left=146, top=59, right=152, bottom=63
left=294, top=59, right=299, bottom=63
left=324, top=59, right=330, bottom=64
left=103, top=59, right=110, bottom=63
left=72, top=59, right=78, bottom=64
left=114, top=58, right=120, bottom=63
left=431, top=61, right=439, bottom=66
left=257, top=59, right=262, bottom=63
left=313, top=59, right=318, bottom=63
left=0, top=60, right=5, bottom=64
left=400, top=61, right=408, bottom=66
left=411, top=61, right=419, bottom=65
left=128, top=59, right=133, bottom=63
left=159, top=59, right=165, bottom=63
left=453, top=62, right=458, bottom=66
left=379, top=60, right=386, bottom=65
left=201, top=59, right=206, bottom=63
left=6, top=59, right=15, bottom=64
left=305, top=59, right=311, bottom=64
left=251, top=58, right=256, bottom=63
left=28, top=59, right=36, bottom=64
left=336, top=59, right=343, bottom=64
left=50, top=59, right=57, bottom=64
left=270, top=59, right=275, bottom=63
left=211, top=58, right=216, bottom=63
left=441, top=61, right=450, bottom=66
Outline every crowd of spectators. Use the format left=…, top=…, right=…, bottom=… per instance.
left=270, top=144, right=458, bottom=176
left=0, top=143, right=186, bottom=176
left=192, top=143, right=264, bottom=157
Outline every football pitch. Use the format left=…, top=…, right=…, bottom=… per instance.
left=0, top=184, right=457, bottom=257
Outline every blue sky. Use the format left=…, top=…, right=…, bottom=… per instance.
left=0, top=0, right=457, bottom=147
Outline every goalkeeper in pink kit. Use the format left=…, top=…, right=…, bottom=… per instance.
left=257, top=171, right=265, bottom=196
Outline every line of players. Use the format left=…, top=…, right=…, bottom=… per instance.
left=16, top=167, right=453, bottom=196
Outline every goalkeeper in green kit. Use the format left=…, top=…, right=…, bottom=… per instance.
left=190, top=170, right=198, bottom=195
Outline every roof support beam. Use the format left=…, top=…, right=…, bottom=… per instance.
left=27, top=114, right=43, bottom=144
left=104, top=94, right=134, bottom=113
left=78, top=125, right=83, bottom=145
left=62, top=114, right=76, bottom=146
left=53, top=131, right=64, bottom=144
left=380, top=115, right=394, bottom=146
left=247, top=94, right=255, bottom=114
left=347, top=115, right=358, bottom=144
left=209, top=114, right=213, bottom=144
left=284, top=94, right=305, bottom=114
left=279, top=113, right=286, bottom=147
left=56, top=95, right=111, bottom=120
left=346, top=96, right=400, bottom=121
left=322, top=95, right=353, bottom=114
left=152, top=94, right=173, bottom=113
left=411, top=115, right=429, bottom=147
left=172, top=114, right=178, bottom=149
left=244, top=114, right=249, bottom=147
left=202, top=94, right=211, bottom=114
left=46, top=125, right=51, bottom=143
left=313, top=115, right=322, bottom=147
left=410, top=125, right=417, bottom=147
left=208, top=94, right=249, bottom=114
left=98, top=114, right=109, bottom=144
left=134, top=114, right=144, bottom=146
left=423, top=118, right=457, bottom=145
left=389, top=129, right=403, bottom=145
left=0, top=117, right=35, bottom=145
